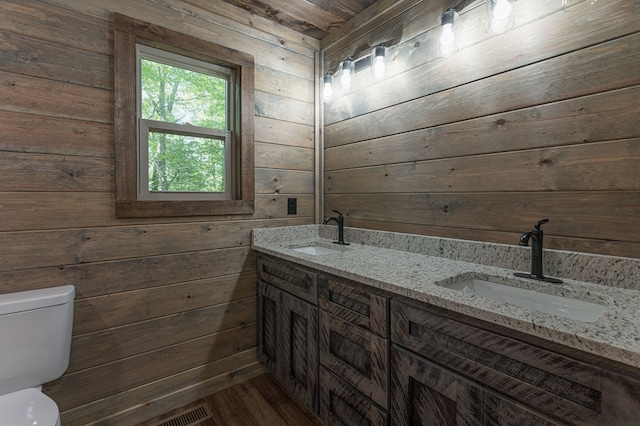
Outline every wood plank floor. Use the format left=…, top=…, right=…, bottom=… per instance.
left=137, top=374, right=324, bottom=426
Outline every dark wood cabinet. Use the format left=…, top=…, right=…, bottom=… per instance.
left=257, top=279, right=280, bottom=375
left=257, top=256, right=320, bottom=413
left=318, top=275, right=390, bottom=425
left=256, top=254, right=640, bottom=426
left=319, top=367, right=388, bottom=426
left=280, top=287, right=319, bottom=410
left=390, top=345, right=484, bottom=426
left=319, top=310, right=388, bottom=408
left=390, top=297, right=640, bottom=426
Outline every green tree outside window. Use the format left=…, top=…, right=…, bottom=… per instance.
left=140, top=57, right=229, bottom=193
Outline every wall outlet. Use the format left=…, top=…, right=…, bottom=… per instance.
left=287, top=198, right=297, bottom=215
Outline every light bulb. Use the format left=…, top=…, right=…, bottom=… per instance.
left=493, top=0, right=512, bottom=20
left=373, top=56, right=385, bottom=80
left=440, top=24, right=455, bottom=56
left=340, top=59, right=354, bottom=92
left=372, top=45, right=386, bottom=80
left=439, top=10, right=457, bottom=56
left=323, top=74, right=333, bottom=103
left=341, top=68, right=352, bottom=91
left=490, top=0, right=513, bottom=34
left=373, top=56, right=385, bottom=79
left=440, top=23, right=455, bottom=47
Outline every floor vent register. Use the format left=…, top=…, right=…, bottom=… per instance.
left=150, top=402, right=213, bottom=426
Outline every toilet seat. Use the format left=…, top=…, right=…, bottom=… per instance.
left=0, top=387, right=60, bottom=426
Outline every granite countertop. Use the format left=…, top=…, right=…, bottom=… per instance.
left=252, top=225, right=640, bottom=369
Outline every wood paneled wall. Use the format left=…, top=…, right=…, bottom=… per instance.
left=0, top=0, right=316, bottom=424
left=322, top=0, right=640, bottom=258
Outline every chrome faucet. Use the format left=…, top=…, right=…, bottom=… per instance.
left=323, top=210, right=349, bottom=245
left=514, top=219, right=562, bottom=283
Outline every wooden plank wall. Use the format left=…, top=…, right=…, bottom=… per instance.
left=322, top=0, right=640, bottom=258
left=0, top=0, right=316, bottom=424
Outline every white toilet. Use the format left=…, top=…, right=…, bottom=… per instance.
left=0, top=285, right=75, bottom=426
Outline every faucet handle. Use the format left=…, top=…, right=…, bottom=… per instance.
left=332, top=209, right=343, bottom=217
left=535, top=218, right=549, bottom=230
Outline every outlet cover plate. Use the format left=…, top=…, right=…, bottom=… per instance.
left=287, top=198, right=297, bottom=215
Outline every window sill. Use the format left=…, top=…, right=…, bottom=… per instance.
left=116, top=200, right=255, bottom=218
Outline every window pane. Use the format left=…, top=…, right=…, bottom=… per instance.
left=141, top=58, right=227, bottom=129
left=148, top=131, right=226, bottom=192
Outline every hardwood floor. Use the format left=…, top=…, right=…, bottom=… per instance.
left=137, top=374, right=323, bottom=426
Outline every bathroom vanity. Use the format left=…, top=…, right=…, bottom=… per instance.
left=252, top=225, right=640, bottom=425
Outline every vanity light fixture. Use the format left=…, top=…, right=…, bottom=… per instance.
left=439, top=9, right=458, bottom=57
left=323, top=72, right=333, bottom=103
left=371, top=45, right=387, bottom=80
left=339, top=58, right=355, bottom=91
left=487, top=0, right=514, bottom=34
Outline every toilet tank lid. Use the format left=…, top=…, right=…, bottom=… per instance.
left=0, top=285, right=75, bottom=316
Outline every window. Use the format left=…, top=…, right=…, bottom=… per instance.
left=114, top=14, right=255, bottom=217
left=137, top=46, right=233, bottom=201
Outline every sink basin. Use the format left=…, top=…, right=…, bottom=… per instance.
left=442, top=278, right=606, bottom=323
left=292, top=245, right=342, bottom=255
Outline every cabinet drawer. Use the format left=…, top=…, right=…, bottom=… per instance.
left=390, top=298, right=601, bottom=425
left=319, top=276, right=388, bottom=337
left=257, top=255, right=320, bottom=304
left=319, top=310, right=388, bottom=409
left=320, top=367, right=388, bottom=426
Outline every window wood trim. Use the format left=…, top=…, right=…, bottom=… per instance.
left=113, top=13, right=255, bottom=217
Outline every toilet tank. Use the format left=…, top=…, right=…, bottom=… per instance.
left=0, top=285, right=75, bottom=396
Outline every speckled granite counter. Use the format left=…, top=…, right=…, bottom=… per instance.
left=252, top=225, right=640, bottom=369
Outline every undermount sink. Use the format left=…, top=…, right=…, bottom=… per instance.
left=292, top=245, right=342, bottom=255
left=441, top=278, right=607, bottom=323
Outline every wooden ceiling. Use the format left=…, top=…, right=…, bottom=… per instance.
left=218, top=0, right=380, bottom=39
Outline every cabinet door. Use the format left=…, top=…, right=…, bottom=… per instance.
left=257, top=279, right=281, bottom=375
left=390, top=346, right=483, bottom=426
left=318, top=276, right=388, bottom=337
left=319, top=367, right=388, bottom=426
left=257, top=280, right=319, bottom=413
left=319, top=310, right=388, bottom=408
left=280, top=289, right=319, bottom=413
